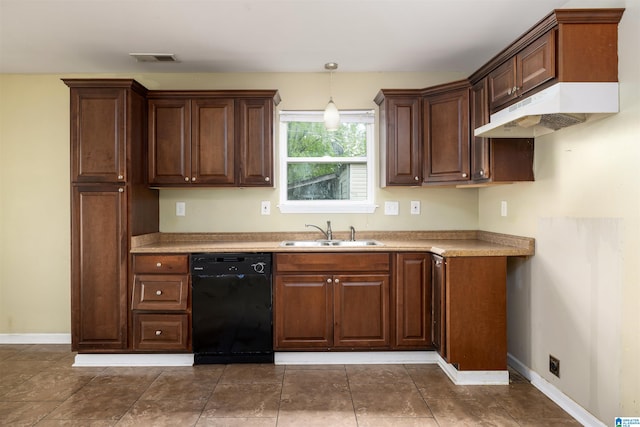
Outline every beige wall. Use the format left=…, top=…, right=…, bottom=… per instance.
left=478, top=0, right=640, bottom=420
left=0, top=70, right=477, bottom=336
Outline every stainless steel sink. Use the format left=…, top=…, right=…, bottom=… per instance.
left=280, top=240, right=383, bottom=247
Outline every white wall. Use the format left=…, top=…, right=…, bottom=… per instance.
left=478, top=0, right=640, bottom=420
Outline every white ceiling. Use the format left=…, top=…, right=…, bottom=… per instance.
left=1, top=0, right=572, bottom=74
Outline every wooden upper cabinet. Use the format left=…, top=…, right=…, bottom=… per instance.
left=192, top=98, right=235, bottom=185
left=237, top=98, right=274, bottom=186
left=148, top=98, right=191, bottom=184
left=489, top=31, right=556, bottom=112
left=148, top=97, right=235, bottom=185
left=148, top=91, right=279, bottom=187
left=374, top=91, right=422, bottom=186
left=423, top=82, right=470, bottom=184
left=69, top=86, right=127, bottom=183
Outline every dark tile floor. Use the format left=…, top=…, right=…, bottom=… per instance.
left=0, top=344, right=581, bottom=426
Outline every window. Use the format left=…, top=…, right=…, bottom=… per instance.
left=278, top=110, right=376, bottom=213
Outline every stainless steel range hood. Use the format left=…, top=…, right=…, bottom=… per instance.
left=474, top=82, right=619, bottom=138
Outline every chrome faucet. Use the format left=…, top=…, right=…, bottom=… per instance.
left=350, top=226, right=356, bottom=241
left=305, top=221, right=333, bottom=240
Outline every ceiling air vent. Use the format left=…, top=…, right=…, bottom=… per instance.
left=129, top=53, right=178, bottom=63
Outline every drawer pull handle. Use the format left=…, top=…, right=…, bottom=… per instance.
left=156, top=290, right=162, bottom=296
left=156, top=262, right=162, bottom=267
left=155, top=330, right=162, bottom=336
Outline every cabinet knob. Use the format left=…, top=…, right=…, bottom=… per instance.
left=156, top=262, right=162, bottom=267
left=334, top=278, right=340, bottom=284
left=156, top=290, right=162, bottom=296
left=327, top=278, right=332, bottom=284
left=117, top=175, right=124, bottom=180
left=264, top=177, right=270, bottom=182
left=414, top=176, right=419, bottom=181
left=118, top=188, right=124, bottom=193
left=435, top=260, right=443, bottom=267
left=191, top=177, right=196, bottom=182
left=479, top=170, right=484, bottom=176
left=184, top=177, right=190, bottom=182
left=155, top=330, right=162, bottom=336
left=462, top=173, right=468, bottom=178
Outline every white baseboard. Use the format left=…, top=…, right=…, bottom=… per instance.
left=274, top=351, right=438, bottom=365
left=0, top=333, right=71, bottom=344
left=437, top=353, right=509, bottom=385
left=507, top=353, right=606, bottom=427
left=73, top=353, right=194, bottom=367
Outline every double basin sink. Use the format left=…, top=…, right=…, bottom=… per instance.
left=280, top=239, right=384, bottom=248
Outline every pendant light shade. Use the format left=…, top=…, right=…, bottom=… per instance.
left=323, top=62, right=340, bottom=131
left=324, top=97, right=340, bottom=131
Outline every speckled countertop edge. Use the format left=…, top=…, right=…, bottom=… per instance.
left=131, top=230, right=534, bottom=257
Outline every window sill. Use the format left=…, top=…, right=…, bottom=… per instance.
left=278, top=202, right=378, bottom=214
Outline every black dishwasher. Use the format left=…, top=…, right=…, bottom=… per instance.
left=191, top=253, right=273, bottom=364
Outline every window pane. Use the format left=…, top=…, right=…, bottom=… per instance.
left=287, top=122, right=367, bottom=158
left=288, top=163, right=367, bottom=201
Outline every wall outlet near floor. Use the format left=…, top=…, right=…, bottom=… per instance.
left=410, top=200, right=421, bottom=215
left=549, top=355, right=560, bottom=377
left=261, top=201, right=271, bottom=215
left=176, top=201, right=186, bottom=217
left=384, top=201, right=399, bottom=215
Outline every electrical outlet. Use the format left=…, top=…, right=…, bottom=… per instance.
left=384, top=201, right=399, bottom=215
left=549, top=355, right=560, bottom=377
left=176, top=202, right=186, bottom=217
left=261, top=201, right=271, bottom=215
left=410, top=200, right=421, bottom=215
left=501, top=200, right=508, bottom=217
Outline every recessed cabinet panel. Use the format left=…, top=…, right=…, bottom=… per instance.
left=192, top=99, right=235, bottom=185
left=72, top=185, right=127, bottom=350
left=423, top=87, right=470, bottom=183
left=394, top=253, right=432, bottom=348
left=238, top=98, right=273, bottom=186
left=71, top=88, right=126, bottom=183
left=148, top=99, right=191, bottom=184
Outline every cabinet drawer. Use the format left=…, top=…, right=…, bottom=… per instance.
left=133, top=313, right=189, bottom=351
left=275, top=252, right=390, bottom=273
left=132, top=274, right=189, bottom=311
left=133, top=254, right=189, bottom=274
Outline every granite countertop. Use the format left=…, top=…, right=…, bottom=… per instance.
left=131, top=230, right=534, bottom=257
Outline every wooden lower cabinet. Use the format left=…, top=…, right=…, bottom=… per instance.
left=436, top=256, right=507, bottom=371
left=131, top=254, right=191, bottom=352
left=393, top=253, right=432, bottom=348
left=273, top=253, right=391, bottom=350
left=431, top=254, right=446, bottom=358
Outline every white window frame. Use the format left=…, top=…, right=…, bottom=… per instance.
left=278, top=110, right=377, bottom=214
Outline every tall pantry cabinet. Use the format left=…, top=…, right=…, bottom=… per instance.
left=64, top=79, right=159, bottom=352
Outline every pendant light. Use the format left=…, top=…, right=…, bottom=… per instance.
left=323, top=62, right=340, bottom=131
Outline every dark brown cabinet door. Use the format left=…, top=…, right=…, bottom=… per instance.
left=333, top=274, right=390, bottom=348
left=383, top=96, right=422, bottom=185
left=148, top=98, right=191, bottom=184
left=430, top=254, right=445, bottom=359
left=489, top=31, right=556, bottom=113
left=274, top=274, right=333, bottom=349
left=192, top=98, right=235, bottom=185
left=423, top=86, right=470, bottom=183
left=69, top=88, right=126, bottom=183
left=393, top=253, right=432, bottom=348
left=238, top=98, right=274, bottom=186
left=71, top=185, right=128, bottom=351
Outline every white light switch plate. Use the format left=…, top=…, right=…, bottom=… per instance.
left=176, top=202, right=186, bottom=217
left=261, top=201, right=271, bottom=215
left=384, top=201, right=399, bottom=215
